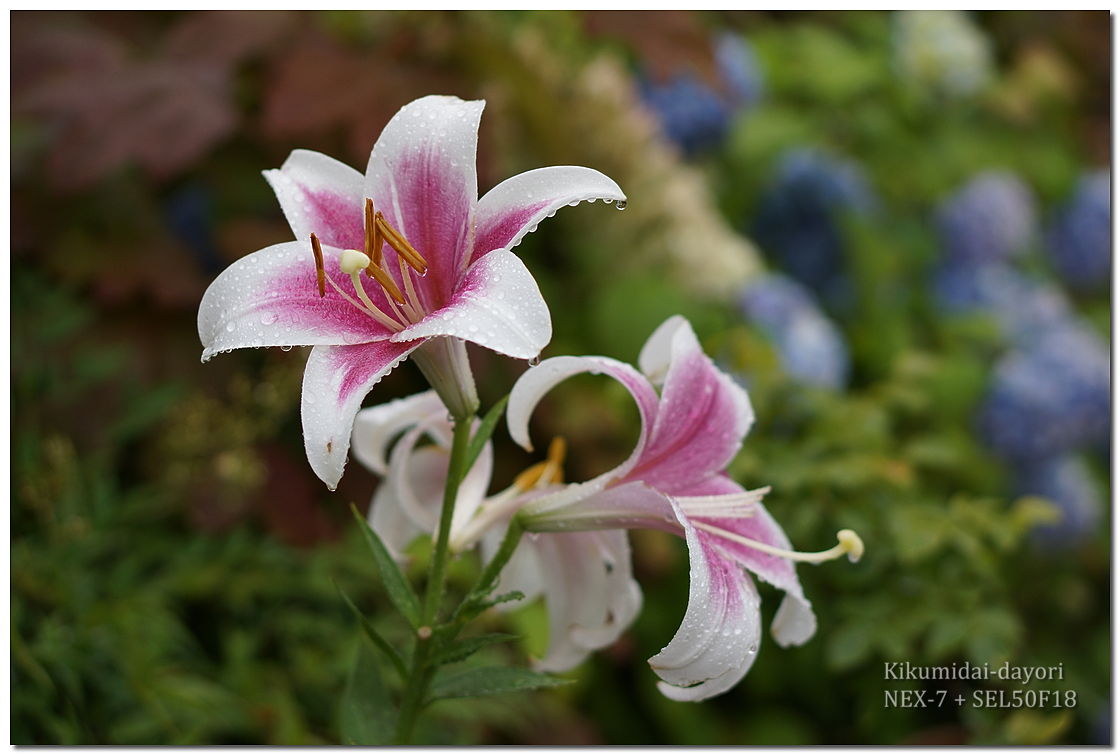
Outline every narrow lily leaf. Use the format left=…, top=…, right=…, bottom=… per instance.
left=339, top=642, right=396, bottom=745
left=350, top=504, right=421, bottom=628
left=428, top=666, right=571, bottom=702
left=434, top=633, right=518, bottom=666
left=464, top=394, right=509, bottom=474
left=336, top=584, right=408, bottom=680
left=456, top=590, right=525, bottom=623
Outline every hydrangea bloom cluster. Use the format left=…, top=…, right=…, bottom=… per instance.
left=977, top=321, right=1110, bottom=462
left=931, top=263, right=1071, bottom=346
left=1046, top=170, right=1111, bottom=292
left=1014, top=454, right=1104, bottom=547
left=639, top=33, right=764, bottom=155
left=738, top=273, right=850, bottom=389
left=751, top=148, right=875, bottom=309
left=935, top=171, right=1037, bottom=267
left=892, top=10, right=993, bottom=98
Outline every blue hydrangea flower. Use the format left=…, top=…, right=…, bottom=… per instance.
left=738, top=272, right=851, bottom=389
left=1015, top=454, right=1104, bottom=547
left=713, top=32, right=764, bottom=109
left=1046, top=170, right=1111, bottom=292
left=639, top=71, right=734, bottom=155
left=978, top=320, right=1110, bottom=461
left=639, top=33, right=764, bottom=155
left=752, top=148, right=875, bottom=308
left=936, top=171, right=1037, bottom=266
left=932, top=262, right=1071, bottom=345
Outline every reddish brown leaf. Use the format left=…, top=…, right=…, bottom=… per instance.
left=13, top=12, right=290, bottom=190
left=581, top=10, right=720, bottom=86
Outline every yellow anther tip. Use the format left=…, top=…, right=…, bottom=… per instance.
left=837, top=529, right=864, bottom=563
left=340, top=249, right=371, bottom=275
left=547, top=436, right=567, bottom=463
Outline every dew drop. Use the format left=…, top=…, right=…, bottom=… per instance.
left=260, top=312, right=278, bottom=325
left=615, top=199, right=627, bottom=211
left=748, top=642, right=758, bottom=655
left=225, top=322, right=236, bottom=333
left=528, top=356, right=541, bottom=367
left=280, top=345, right=293, bottom=352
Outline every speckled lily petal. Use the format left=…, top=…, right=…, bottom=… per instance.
left=301, top=340, right=420, bottom=490
left=471, top=166, right=626, bottom=267
left=263, top=149, right=365, bottom=251
left=198, top=241, right=395, bottom=361
left=392, top=249, right=551, bottom=360
left=364, top=95, right=483, bottom=305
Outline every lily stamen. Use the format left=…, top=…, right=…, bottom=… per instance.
left=310, top=233, right=326, bottom=298
left=366, top=260, right=407, bottom=305
left=453, top=437, right=568, bottom=552
left=376, top=211, right=428, bottom=274
left=513, top=437, right=567, bottom=491
left=363, top=198, right=382, bottom=268
left=336, top=249, right=404, bottom=331
left=678, top=487, right=769, bottom=519
left=693, top=522, right=865, bottom=564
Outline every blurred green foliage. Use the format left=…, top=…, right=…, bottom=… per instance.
left=11, top=9, right=1109, bottom=745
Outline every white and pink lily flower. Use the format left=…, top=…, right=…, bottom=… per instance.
left=507, top=316, right=863, bottom=701
left=349, top=391, right=642, bottom=672
left=198, top=95, right=626, bottom=489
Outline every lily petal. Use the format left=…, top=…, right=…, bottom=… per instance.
left=650, top=497, right=762, bottom=702
left=630, top=317, right=754, bottom=494
left=686, top=476, right=816, bottom=647
left=569, top=530, right=643, bottom=650
left=487, top=528, right=546, bottom=605
left=507, top=355, right=659, bottom=468
left=198, top=241, right=396, bottom=361
left=471, top=166, right=627, bottom=267
left=529, top=531, right=641, bottom=673
left=351, top=391, right=447, bottom=476
left=380, top=410, right=493, bottom=546
left=392, top=248, right=551, bottom=360
left=301, top=340, right=421, bottom=490
left=365, top=95, right=484, bottom=304
left=263, top=149, right=365, bottom=250
left=368, top=477, right=423, bottom=563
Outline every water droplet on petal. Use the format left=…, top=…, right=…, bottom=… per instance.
left=748, top=642, right=758, bottom=654
left=615, top=199, right=627, bottom=211
left=260, top=312, right=278, bottom=325
left=225, top=322, right=236, bottom=333
left=280, top=345, right=293, bottom=352
left=528, top=356, right=541, bottom=367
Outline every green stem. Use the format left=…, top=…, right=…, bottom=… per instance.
left=393, top=639, right=432, bottom=745
left=394, top=415, right=474, bottom=744
left=452, top=517, right=524, bottom=624
left=423, top=417, right=473, bottom=624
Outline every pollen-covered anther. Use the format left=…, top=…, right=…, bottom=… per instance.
left=310, top=233, right=326, bottom=297
left=363, top=198, right=382, bottom=268
left=375, top=211, right=428, bottom=274
left=513, top=436, right=567, bottom=491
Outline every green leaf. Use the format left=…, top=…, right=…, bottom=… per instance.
left=434, top=633, right=517, bottom=666
left=464, top=395, right=509, bottom=473
left=456, top=590, right=525, bottom=623
left=428, top=666, right=570, bottom=702
left=339, top=642, right=396, bottom=745
left=336, top=584, right=407, bottom=680
left=350, top=505, right=421, bottom=628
